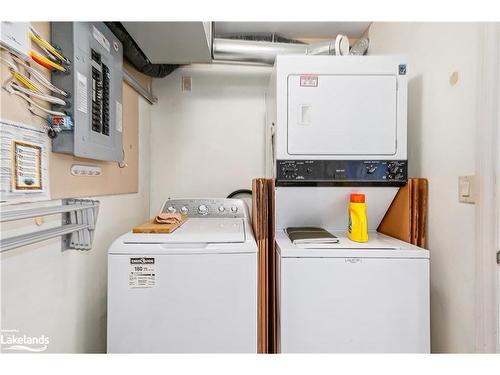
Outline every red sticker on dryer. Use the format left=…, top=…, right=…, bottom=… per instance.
left=300, top=75, right=318, bottom=87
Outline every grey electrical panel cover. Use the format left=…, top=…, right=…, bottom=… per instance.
left=51, top=22, right=123, bottom=162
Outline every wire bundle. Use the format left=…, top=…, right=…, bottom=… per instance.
left=0, top=25, right=69, bottom=122
left=29, top=27, right=69, bottom=72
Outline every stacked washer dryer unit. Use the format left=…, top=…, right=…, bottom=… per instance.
left=266, top=55, right=430, bottom=353
left=107, top=198, right=257, bottom=353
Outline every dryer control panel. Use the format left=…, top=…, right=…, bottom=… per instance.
left=276, top=160, right=407, bottom=186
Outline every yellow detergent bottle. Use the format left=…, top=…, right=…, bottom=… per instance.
left=347, top=193, right=368, bottom=242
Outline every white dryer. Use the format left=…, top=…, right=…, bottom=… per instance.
left=107, top=198, right=257, bottom=353
left=275, top=230, right=430, bottom=353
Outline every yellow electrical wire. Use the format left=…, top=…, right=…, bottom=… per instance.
left=10, top=69, right=42, bottom=92
left=29, top=31, right=68, bottom=63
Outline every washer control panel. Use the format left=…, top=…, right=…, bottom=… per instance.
left=160, top=198, right=247, bottom=218
left=276, top=160, right=407, bottom=186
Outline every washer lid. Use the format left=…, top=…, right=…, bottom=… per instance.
left=122, top=218, right=246, bottom=244
left=275, top=230, right=429, bottom=259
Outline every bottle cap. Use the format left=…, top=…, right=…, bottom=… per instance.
left=350, top=193, right=365, bottom=203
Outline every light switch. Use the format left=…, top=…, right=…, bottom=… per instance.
left=459, top=175, right=475, bottom=204
left=460, top=179, right=470, bottom=197
left=182, top=76, right=192, bottom=92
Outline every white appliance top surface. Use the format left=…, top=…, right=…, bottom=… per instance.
left=122, top=218, right=246, bottom=244
left=276, top=230, right=429, bottom=259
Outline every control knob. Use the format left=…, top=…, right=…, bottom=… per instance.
left=218, top=206, right=225, bottom=213
left=180, top=206, right=188, bottom=214
left=230, top=206, right=238, bottom=213
left=197, top=204, right=209, bottom=215
left=167, top=206, right=176, bottom=213
left=388, top=162, right=399, bottom=174
left=366, top=165, right=377, bottom=174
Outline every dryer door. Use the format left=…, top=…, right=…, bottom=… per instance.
left=287, top=74, right=398, bottom=156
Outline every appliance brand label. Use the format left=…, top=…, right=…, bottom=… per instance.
left=92, top=26, right=110, bottom=53
left=300, top=75, right=318, bottom=87
left=129, top=257, right=156, bottom=288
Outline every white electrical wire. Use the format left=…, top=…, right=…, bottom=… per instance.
left=9, top=81, right=66, bottom=105
left=2, top=56, right=67, bottom=118
left=4, top=83, right=66, bottom=116
left=11, top=55, right=68, bottom=96
left=0, top=56, right=17, bottom=71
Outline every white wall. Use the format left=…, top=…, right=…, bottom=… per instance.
left=149, top=64, right=270, bottom=215
left=0, top=97, right=151, bottom=353
left=368, top=23, right=479, bottom=353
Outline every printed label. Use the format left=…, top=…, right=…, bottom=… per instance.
left=76, top=72, right=88, bottom=114
left=92, top=26, right=110, bottom=53
left=300, top=75, right=318, bottom=87
left=116, top=101, right=122, bottom=133
left=129, top=257, right=156, bottom=288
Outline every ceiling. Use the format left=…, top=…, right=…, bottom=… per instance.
left=214, top=22, right=371, bottom=39
left=122, top=22, right=372, bottom=65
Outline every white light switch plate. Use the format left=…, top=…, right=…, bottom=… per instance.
left=459, top=175, right=475, bottom=204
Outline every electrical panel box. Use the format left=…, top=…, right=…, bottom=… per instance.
left=51, top=22, right=123, bottom=162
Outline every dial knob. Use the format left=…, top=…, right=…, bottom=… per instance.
left=180, top=206, right=188, bottom=214
left=230, top=206, right=238, bottom=213
left=197, top=204, right=208, bottom=215
left=388, top=163, right=399, bottom=174
left=167, top=206, right=176, bottom=213
left=218, top=206, right=225, bottom=213
left=366, top=165, right=377, bottom=174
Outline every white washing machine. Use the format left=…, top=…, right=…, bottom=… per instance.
left=275, top=229, right=430, bottom=353
left=107, top=198, right=257, bottom=353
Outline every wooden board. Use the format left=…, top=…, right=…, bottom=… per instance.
left=377, top=182, right=412, bottom=243
left=132, top=217, right=187, bottom=233
left=252, top=178, right=268, bottom=353
left=267, top=178, right=277, bottom=354
left=0, top=22, right=150, bottom=200
left=377, top=178, right=428, bottom=248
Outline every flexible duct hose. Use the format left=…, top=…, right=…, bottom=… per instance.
left=105, top=22, right=179, bottom=78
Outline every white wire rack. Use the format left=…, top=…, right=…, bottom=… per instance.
left=0, top=199, right=100, bottom=252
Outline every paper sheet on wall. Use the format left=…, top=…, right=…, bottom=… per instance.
left=0, top=119, right=50, bottom=205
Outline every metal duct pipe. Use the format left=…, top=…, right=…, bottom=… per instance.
left=305, top=40, right=336, bottom=55
left=212, top=35, right=354, bottom=65
left=213, top=38, right=308, bottom=64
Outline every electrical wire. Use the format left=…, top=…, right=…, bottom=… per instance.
left=9, top=81, right=66, bottom=105
left=1, top=47, right=66, bottom=131
left=10, top=55, right=68, bottom=96
left=227, top=189, right=253, bottom=198
left=29, top=27, right=69, bottom=65
left=1, top=56, right=43, bottom=92
left=11, top=69, right=43, bottom=92
left=4, top=84, right=66, bottom=116
left=30, top=50, right=66, bottom=72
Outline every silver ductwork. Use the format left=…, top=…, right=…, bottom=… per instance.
left=212, top=34, right=364, bottom=65
left=212, top=39, right=308, bottom=64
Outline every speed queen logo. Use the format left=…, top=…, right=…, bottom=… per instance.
left=130, top=257, right=155, bottom=265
